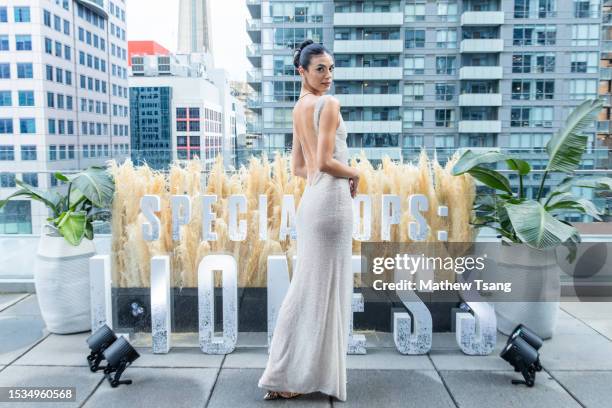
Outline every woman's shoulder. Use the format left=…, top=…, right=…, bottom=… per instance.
left=318, top=94, right=340, bottom=109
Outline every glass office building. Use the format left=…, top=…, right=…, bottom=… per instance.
left=130, top=86, right=173, bottom=169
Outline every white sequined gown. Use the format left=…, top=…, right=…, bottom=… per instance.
left=257, top=95, right=353, bottom=401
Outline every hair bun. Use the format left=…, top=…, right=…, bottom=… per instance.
left=294, top=39, right=314, bottom=69
left=299, top=39, right=314, bottom=51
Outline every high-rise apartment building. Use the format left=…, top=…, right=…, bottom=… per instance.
left=246, top=0, right=607, bottom=205
left=0, top=0, right=130, bottom=234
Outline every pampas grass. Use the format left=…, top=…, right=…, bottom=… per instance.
left=109, top=151, right=475, bottom=288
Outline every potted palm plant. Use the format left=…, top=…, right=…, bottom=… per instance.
left=452, top=98, right=611, bottom=339
left=0, top=166, right=114, bottom=334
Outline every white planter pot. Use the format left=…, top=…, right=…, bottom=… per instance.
left=493, top=243, right=560, bottom=340
left=34, top=225, right=96, bottom=334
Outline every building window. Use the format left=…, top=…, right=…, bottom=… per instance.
left=404, top=56, right=425, bottom=75
left=0, top=172, right=16, bottom=187
left=0, top=145, right=14, bottom=160
left=404, top=109, right=424, bottom=128
left=15, top=35, right=32, bottom=51
left=43, top=9, right=51, bottom=27
left=17, top=63, right=33, bottom=79
left=436, top=29, right=457, bottom=48
left=21, top=145, right=37, bottom=161
left=22, top=173, right=38, bottom=187
left=0, top=118, right=12, bottom=134
left=569, top=79, right=597, bottom=99
left=405, top=29, right=425, bottom=48
left=49, top=145, right=57, bottom=161
left=435, top=134, right=455, bottom=150
left=403, top=135, right=424, bottom=149
left=435, top=83, right=455, bottom=101
left=20, top=118, right=35, bottom=134
left=0, top=91, right=10, bottom=106
left=512, top=53, right=555, bottom=73
left=404, top=82, right=424, bottom=102
left=511, top=80, right=555, bottom=100
left=514, top=0, right=557, bottom=18
left=436, top=1, right=457, bottom=22
left=405, top=1, right=426, bottom=22
left=0, top=35, right=8, bottom=51
left=513, top=25, right=556, bottom=46
left=435, top=109, right=455, bottom=127
left=574, top=0, right=600, bottom=18
left=14, top=7, right=30, bottom=23
left=571, top=52, right=598, bottom=73
left=0, top=200, right=32, bottom=234
left=0, top=63, right=9, bottom=78
left=18, top=91, right=34, bottom=106
left=510, top=107, right=554, bottom=127
left=0, top=7, right=7, bottom=23
left=436, top=56, right=456, bottom=75
left=571, top=24, right=599, bottom=46
left=47, top=92, right=55, bottom=108
left=509, top=133, right=552, bottom=153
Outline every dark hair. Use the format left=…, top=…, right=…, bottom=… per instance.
left=293, top=39, right=332, bottom=70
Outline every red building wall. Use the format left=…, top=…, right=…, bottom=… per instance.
left=127, top=41, right=170, bottom=66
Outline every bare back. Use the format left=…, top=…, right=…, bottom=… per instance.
left=292, top=95, right=340, bottom=183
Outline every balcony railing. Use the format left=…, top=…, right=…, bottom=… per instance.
left=460, top=11, right=504, bottom=26
left=246, top=43, right=261, bottom=58
left=460, top=39, right=504, bottom=53
left=333, top=12, right=404, bottom=26
left=246, top=69, right=261, bottom=83
left=246, top=18, right=261, bottom=31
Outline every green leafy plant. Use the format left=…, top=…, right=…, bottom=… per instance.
left=0, top=166, right=115, bottom=245
left=452, top=98, right=611, bottom=250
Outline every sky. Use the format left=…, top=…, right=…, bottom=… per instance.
left=126, top=0, right=250, bottom=81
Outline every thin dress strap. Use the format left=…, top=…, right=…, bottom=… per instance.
left=313, top=95, right=331, bottom=135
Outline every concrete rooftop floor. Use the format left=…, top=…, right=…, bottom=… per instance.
left=1, top=294, right=611, bottom=408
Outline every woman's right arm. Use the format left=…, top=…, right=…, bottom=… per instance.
left=316, top=96, right=360, bottom=180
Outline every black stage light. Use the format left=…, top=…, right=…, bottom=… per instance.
left=507, top=324, right=543, bottom=371
left=500, top=336, right=541, bottom=387
left=102, top=336, right=141, bottom=387
left=86, top=324, right=118, bottom=372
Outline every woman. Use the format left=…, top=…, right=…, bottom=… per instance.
left=257, top=39, right=360, bottom=402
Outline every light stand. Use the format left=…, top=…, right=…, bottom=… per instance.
left=86, top=324, right=117, bottom=372
left=500, top=324, right=545, bottom=387
left=102, top=336, right=140, bottom=387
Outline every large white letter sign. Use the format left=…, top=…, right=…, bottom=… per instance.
left=229, top=195, right=247, bottom=241
left=171, top=195, right=192, bottom=241
left=348, top=255, right=366, bottom=354
left=279, top=194, right=297, bottom=241
left=265, top=255, right=292, bottom=350
left=151, top=256, right=172, bottom=354
left=381, top=195, right=400, bottom=241
left=198, top=254, right=238, bottom=354
left=392, top=265, right=432, bottom=355
left=141, top=195, right=161, bottom=241
left=89, top=255, right=113, bottom=333
left=259, top=194, right=268, bottom=241
left=352, top=194, right=372, bottom=241
left=408, top=194, right=429, bottom=241
left=456, top=302, right=496, bottom=356
left=201, top=195, right=218, bottom=241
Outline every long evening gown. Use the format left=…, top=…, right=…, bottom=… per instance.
left=257, top=94, right=353, bottom=401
